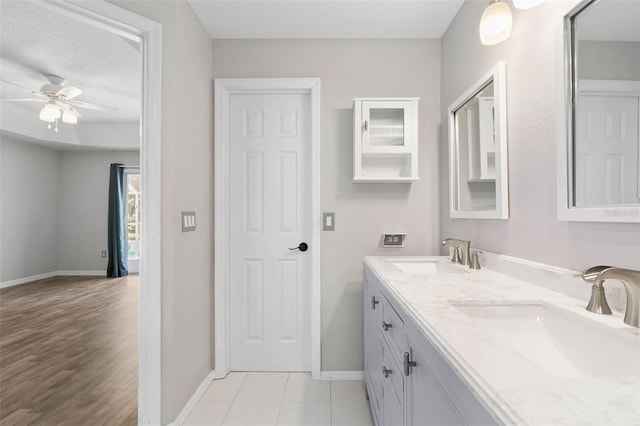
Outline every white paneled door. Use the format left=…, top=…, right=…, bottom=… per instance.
left=229, top=93, right=311, bottom=371
left=575, top=95, right=639, bottom=207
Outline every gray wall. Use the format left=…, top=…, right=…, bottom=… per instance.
left=57, top=150, right=140, bottom=271
left=212, top=39, right=441, bottom=371
left=0, top=136, right=58, bottom=282
left=440, top=1, right=640, bottom=270
left=0, top=134, right=139, bottom=281
left=578, top=41, right=640, bottom=81
left=109, top=1, right=215, bottom=423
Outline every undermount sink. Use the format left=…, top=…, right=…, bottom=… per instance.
left=451, top=301, right=640, bottom=378
left=391, top=260, right=468, bottom=274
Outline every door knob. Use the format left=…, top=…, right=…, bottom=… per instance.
left=288, top=242, right=308, bottom=252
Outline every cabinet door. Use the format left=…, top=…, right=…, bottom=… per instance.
left=405, top=335, right=464, bottom=426
left=364, top=268, right=383, bottom=423
left=362, top=100, right=413, bottom=154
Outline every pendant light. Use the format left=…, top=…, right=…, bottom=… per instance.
left=479, top=0, right=513, bottom=46
left=513, top=0, right=543, bottom=10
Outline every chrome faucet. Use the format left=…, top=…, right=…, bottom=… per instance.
left=582, top=266, right=640, bottom=328
left=442, top=238, right=471, bottom=266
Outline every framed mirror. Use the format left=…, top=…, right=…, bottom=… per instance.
left=559, top=0, right=640, bottom=222
left=448, top=62, right=508, bottom=219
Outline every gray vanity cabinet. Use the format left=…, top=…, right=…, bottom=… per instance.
left=404, top=331, right=464, bottom=426
left=363, top=263, right=497, bottom=426
left=363, top=267, right=383, bottom=424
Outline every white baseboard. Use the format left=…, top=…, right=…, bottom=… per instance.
left=1, top=270, right=106, bottom=289
left=172, top=370, right=216, bottom=426
left=0, top=272, right=58, bottom=289
left=317, top=371, right=364, bottom=381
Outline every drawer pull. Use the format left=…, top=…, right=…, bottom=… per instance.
left=371, top=296, right=379, bottom=309
left=382, top=366, right=392, bottom=378
left=403, top=351, right=417, bottom=376
left=382, top=321, right=393, bottom=331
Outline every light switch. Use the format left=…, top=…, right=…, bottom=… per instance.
left=323, top=212, right=335, bottom=231
left=182, top=211, right=196, bottom=232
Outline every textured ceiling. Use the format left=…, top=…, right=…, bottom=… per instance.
left=0, top=0, right=141, bottom=123
left=188, top=0, right=466, bottom=39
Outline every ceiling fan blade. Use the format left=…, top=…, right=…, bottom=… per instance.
left=68, top=99, right=117, bottom=112
left=56, top=85, right=82, bottom=99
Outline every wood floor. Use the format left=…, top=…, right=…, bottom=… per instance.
left=0, top=275, right=138, bottom=425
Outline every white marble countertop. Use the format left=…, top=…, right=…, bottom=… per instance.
left=364, top=256, right=640, bottom=426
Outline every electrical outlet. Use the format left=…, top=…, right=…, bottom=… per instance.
left=382, top=233, right=406, bottom=247
left=101, top=250, right=107, bottom=258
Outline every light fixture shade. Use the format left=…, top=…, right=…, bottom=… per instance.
left=513, top=0, right=543, bottom=10
left=62, top=109, right=78, bottom=124
left=479, top=0, right=513, bottom=46
left=39, top=103, right=61, bottom=121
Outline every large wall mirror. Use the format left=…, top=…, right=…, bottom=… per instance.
left=448, top=62, right=508, bottom=219
left=560, top=0, right=640, bottom=222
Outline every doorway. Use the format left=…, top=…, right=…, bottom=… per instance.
left=125, top=170, right=141, bottom=274
left=214, top=78, right=322, bottom=378
left=29, top=2, right=162, bottom=424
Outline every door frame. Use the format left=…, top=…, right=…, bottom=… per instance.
left=33, top=1, right=163, bottom=424
left=214, top=78, right=321, bottom=379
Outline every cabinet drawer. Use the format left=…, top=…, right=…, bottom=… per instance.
left=381, top=336, right=404, bottom=410
left=381, top=297, right=404, bottom=360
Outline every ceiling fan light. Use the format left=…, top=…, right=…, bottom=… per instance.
left=39, top=103, right=61, bottom=121
left=62, top=109, right=78, bottom=124
left=513, top=0, right=543, bottom=10
left=479, top=0, right=513, bottom=46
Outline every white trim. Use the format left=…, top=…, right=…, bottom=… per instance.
left=317, top=371, right=364, bottom=381
left=214, top=78, right=322, bottom=379
left=0, top=271, right=119, bottom=288
left=447, top=62, right=509, bottom=220
left=171, top=370, right=216, bottom=426
left=34, top=2, right=164, bottom=425
left=0, top=272, right=58, bottom=289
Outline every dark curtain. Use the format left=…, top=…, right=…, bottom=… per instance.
left=107, top=163, right=128, bottom=277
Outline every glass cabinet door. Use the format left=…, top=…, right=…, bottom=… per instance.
left=362, top=100, right=412, bottom=153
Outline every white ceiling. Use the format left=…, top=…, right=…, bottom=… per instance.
left=0, top=0, right=141, bottom=124
left=188, top=0, right=466, bottom=39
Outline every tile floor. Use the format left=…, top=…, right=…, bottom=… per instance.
left=183, top=372, right=374, bottom=426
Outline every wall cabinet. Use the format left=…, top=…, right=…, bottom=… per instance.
left=363, top=264, right=497, bottom=426
left=353, top=98, right=419, bottom=182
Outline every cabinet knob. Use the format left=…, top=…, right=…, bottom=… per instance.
left=371, top=296, right=379, bottom=309
left=382, top=366, right=392, bottom=378
left=382, top=321, right=393, bottom=331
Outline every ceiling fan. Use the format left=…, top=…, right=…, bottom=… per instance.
left=1, top=74, right=116, bottom=131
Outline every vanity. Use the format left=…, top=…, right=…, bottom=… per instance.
left=363, top=256, right=640, bottom=425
